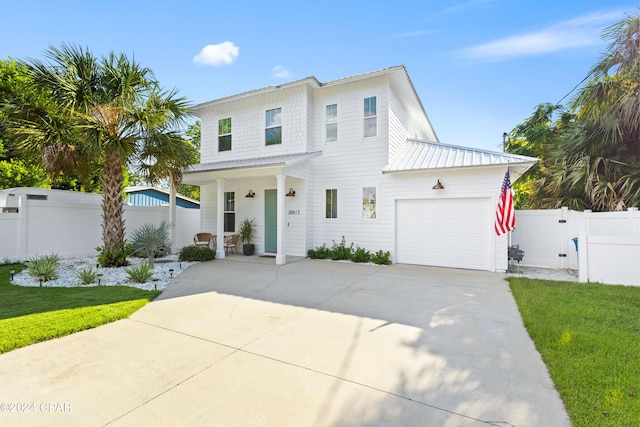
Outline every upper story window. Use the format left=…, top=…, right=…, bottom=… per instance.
left=326, top=104, right=337, bottom=142
left=326, top=189, right=338, bottom=219
left=218, top=117, right=232, bottom=152
left=363, top=96, right=377, bottom=138
left=265, top=108, right=282, bottom=145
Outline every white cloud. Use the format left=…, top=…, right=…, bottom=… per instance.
left=193, top=42, right=239, bottom=66
left=271, top=65, right=291, bottom=79
left=461, top=10, right=624, bottom=60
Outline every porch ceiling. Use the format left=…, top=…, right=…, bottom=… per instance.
left=182, top=152, right=321, bottom=185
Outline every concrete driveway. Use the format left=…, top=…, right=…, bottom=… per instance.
left=0, top=259, right=569, bottom=426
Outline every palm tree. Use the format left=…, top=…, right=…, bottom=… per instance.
left=5, top=44, right=197, bottom=264
left=541, top=12, right=640, bottom=211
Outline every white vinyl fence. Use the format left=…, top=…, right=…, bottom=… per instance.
left=511, top=207, right=640, bottom=286
left=0, top=197, right=200, bottom=261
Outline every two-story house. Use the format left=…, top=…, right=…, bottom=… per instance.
left=182, top=65, right=536, bottom=272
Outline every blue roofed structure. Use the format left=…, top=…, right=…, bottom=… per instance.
left=125, top=186, right=200, bottom=209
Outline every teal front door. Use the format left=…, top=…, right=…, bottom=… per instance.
left=265, top=189, right=277, bottom=253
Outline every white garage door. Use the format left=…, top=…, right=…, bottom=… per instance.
left=396, top=198, right=492, bottom=270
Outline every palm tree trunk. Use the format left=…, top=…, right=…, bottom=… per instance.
left=101, top=151, right=126, bottom=253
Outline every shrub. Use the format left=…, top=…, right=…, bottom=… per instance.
left=371, top=250, right=392, bottom=265
left=97, top=243, right=133, bottom=268
left=27, top=254, right=60, bottom=282
left=307, top=243, right=330, bottom=259
left=76, top=268, right=98, bottom=285
left=308, top=239, right=390, bottom=265
left=178, top=245, right=215, bottom=262
left=130, top=222, right=170, bottom=266
left=351, top=246, right=371, bottom=263
left=124, top=262, right=154, bottom=283
left=330, top=236, right=354, bottom=261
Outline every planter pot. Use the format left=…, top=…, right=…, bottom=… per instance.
left=243, top=244, right=255, bottom=256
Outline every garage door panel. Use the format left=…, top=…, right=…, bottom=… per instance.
left=396, top=198, right=492, bottom=270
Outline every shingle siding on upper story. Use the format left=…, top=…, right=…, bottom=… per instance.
left=199, top=84, right=310, bottom=164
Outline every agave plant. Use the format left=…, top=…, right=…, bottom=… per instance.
left=27, top=254, right=60, bottom=282
left=130, top=222, right=170, bottom=267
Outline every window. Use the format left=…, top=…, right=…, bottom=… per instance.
left=325, top=189, right=338, bottom=219
left=265, top=108, right=282, bottom=145
left=224, top=191, right=235, bottom=232
left=362, top=187, right=376, bottom=219
left=326, top=104, right=337, bottom=142
left=218, top=117, right=232, bottom=151
left=363, top=96, right=377, bottom=138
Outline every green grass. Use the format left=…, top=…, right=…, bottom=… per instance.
left=509, top=277, right=640, bottom=427
left=0, top=264, right=161, bottom=354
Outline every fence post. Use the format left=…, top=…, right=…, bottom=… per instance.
left=560, top=207, right=569, bottom=268
left=629, top=207, right=639, bottom=237
left=17, top=196, right=28, bottom=260
left=578, top=231, right=588, bottom=282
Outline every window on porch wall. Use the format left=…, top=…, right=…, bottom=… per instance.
left=224, top=191, right=235, bottom=232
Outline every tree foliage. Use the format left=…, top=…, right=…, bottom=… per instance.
left=177, top=120, right=200, bottom=200
left=508, top=11, right=640, bottom=211
left=3, top=45, right=197, bottom=263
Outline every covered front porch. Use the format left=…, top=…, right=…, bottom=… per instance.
left=181, top=153, right=318, bottom=264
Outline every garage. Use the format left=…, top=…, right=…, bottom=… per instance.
left=395, top=198, right=492, bottom=270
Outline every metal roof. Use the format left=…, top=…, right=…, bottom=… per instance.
left=185, top=151, right=322, bottom=174
left=384, top=139, right=538, bottom=174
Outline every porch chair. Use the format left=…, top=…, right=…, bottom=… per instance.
left=224, top=234, right=239, bottom=255
left=193, top=233, right=215, bottom=250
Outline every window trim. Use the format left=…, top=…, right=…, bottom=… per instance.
left=218, top=117, right=232, bottom=152
left=265, top=107, right=282, bottom=146
left=325, top=103, right=338, bottom=143
left=325, top=188, right=338, bottom=219
left=224, top=191, right=235, bottom=232
left=363, top=96, right=377, bottom=139
left=362, top=186, right=377, bottom=220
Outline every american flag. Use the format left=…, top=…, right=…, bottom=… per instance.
left=495, top=168, right=515, bottom=236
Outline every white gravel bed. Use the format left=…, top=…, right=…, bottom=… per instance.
left=12, top=255, right=198, bottom=291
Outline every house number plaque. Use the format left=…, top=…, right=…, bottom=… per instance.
left=288, top=209, right=301, bottom=215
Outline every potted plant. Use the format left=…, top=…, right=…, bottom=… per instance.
left=238, top=218, right=256, bottom=256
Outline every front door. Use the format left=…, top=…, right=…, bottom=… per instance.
left=265, top=189, right=277, bottom=253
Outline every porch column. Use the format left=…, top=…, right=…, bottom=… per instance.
left=169, top=182, right=177, bottom=254
left=276, top=174, right=286, bottom=265
left=216, top=178, right=226, bottom=259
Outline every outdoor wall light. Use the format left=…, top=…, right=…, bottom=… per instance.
left=286, top=188, right=296, bottom=197
left=9, top=269, right=15, bottom=281
left=245, top=190, right=255, bottom=198
left=97, top=273, right=103, bottom=286
left=432, top=180, right=445, bottom=190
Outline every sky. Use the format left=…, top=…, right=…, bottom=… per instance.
left=1, top=0, right=637, bottom=152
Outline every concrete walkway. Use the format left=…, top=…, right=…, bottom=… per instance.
left=0, top=259, right=570, bottom=426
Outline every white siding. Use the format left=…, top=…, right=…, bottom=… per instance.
left=200, top=184, right=217, bottom=234
left=309, top=76, right=391, bottom=252
left=192, top=67, right=510, bottom=271
left=389, top=89, right=409, bottom=159
left=199, top=84, right=310, bottom=164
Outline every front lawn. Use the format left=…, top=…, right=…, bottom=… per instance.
left=0, top=264, right=161, bottom=354
left=509, top=277, right=640, bottom=427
